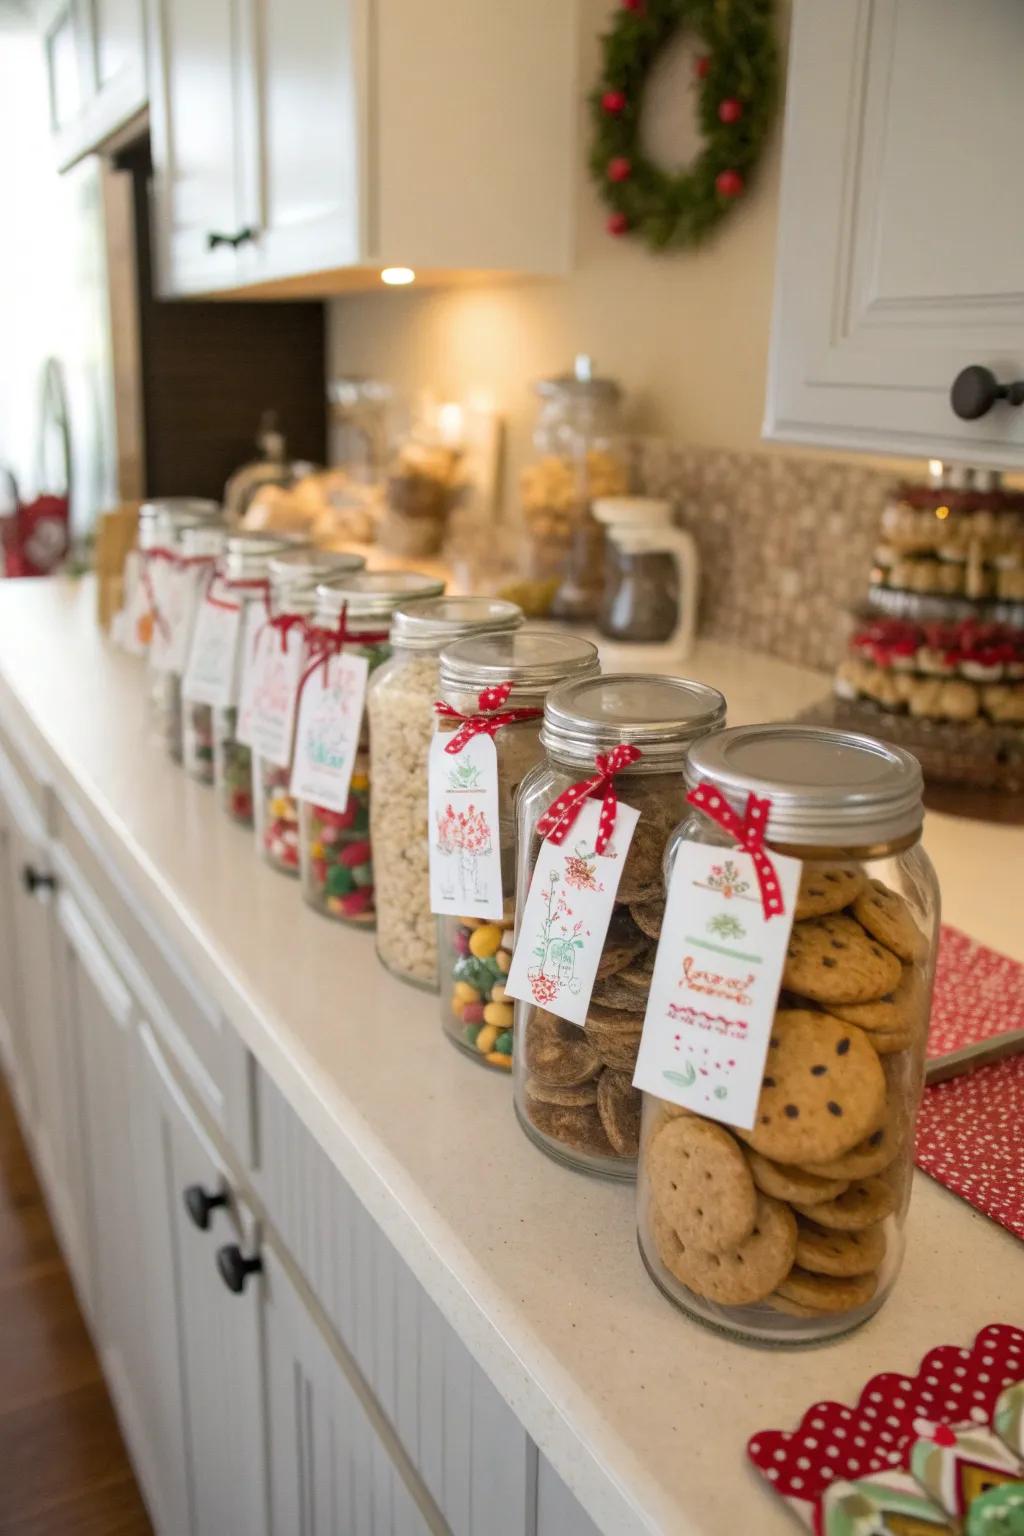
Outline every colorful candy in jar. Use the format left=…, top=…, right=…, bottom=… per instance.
left=184, top=701, right=215, bottom=783
left=301, top=758, right=375, bottom=924
left=259, top=762, right=300, bottom=873
left=446, top=908, right=516, bottom=1069
left=216, top=708, right=254, bottom=825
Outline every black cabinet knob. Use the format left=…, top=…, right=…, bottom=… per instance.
left=216, top=1243, right=262, bottom=1294
left=183, top=1183, right=228, bottom=1231
left=951, top=365, right=1024, bottom=421
left=206, top=226, right=258, bottom=251
left=21, top=864, right=56, bottom=896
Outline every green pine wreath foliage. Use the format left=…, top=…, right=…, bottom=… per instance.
left=589, top=0, right=777, bottom=251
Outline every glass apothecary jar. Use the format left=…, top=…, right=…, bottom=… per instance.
left=298, top=571, right=447, bottom=926
left=435, top=630, right=600, bottom=1071
left=252, top=550, right=367, bottom=874
left=362, top=595, right=520, bottom=969
left=145, top=503, right=223, bottom=762
left=520, top=356, right=629, bottom=621
left=209, top=533, right=300, bottom=826
left=513, top=674, right=726, bottom=1178
left=637, top=725, right=938, bottom=1345
left=181, top=524, right=229, bottom=781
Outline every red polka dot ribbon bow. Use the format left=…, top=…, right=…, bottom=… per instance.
left=685, top=781, right=786, bottom=920
left=535, top=743, right=642, bottom=855
left=295, top=606, right=391, bottom=697
left=433, top=682, right=542, bottom=754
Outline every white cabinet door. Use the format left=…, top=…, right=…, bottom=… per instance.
left=261, top=1240, right=437, bottom=1536
left=147, top=0, right=247, bottom=294
left=41, top=0, right=146, bottom=170
left=765, top=0, right=1024, bottom=466
left=235, top=0, right=363, bottom=287
left=135, top=1020, right=267, bottom=1536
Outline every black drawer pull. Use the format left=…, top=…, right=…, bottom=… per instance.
left=951, top=364, right=1024, bottom=421
left=183, top=1184, right=228, bottom=1231
left=216, top=1243, right=262, bottom=1294
left=22, top=864, right=56, bottom=896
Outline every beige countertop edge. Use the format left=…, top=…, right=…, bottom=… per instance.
left=0, top=576, right=1019, bottom=1536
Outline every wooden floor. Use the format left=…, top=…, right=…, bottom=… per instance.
left=0, top=1076, right=151, bottom=1535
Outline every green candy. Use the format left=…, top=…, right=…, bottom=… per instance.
left=326, top=864, right=356, bottom=897
left=353, top=806, right=370, bottom=834
left=453, top=956, right=493, bottom=992
left=351, top=861, right=374, bottom=887
left=494, top=1030, right=513, bottom=1055
left=463, top=1023, right=482, bottom=1046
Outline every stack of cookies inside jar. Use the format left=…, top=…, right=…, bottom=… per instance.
left=512, top=674, right=727, bottom=1177
left=637, top=725, right=939, bottom=1343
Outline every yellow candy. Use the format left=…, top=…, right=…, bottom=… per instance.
left=309, top=840, right=324, bottom=860
left=483, top=1001, right=513, bottom=1029
left=350, top=772, right=369, bottom=792
left=468, top=924, right=502, bottom=959
left=486, top=1051, right=512, bottom=1070
left=453, top=981, right=480, bottom=1005
left=475, top=1023, right=499, bottom=1055
left=489, top=982, right=507, bottom=1004
left=269, top=794, right=293, bottom=818
left=495, top=950, right=511, bottom=974
left=451, top=996, right=465, bottom=1019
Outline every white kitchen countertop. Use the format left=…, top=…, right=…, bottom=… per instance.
left=0, top=577, right=1019, bottom=1536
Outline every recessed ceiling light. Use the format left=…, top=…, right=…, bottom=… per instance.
left=381, top=267, right=415, bottom=286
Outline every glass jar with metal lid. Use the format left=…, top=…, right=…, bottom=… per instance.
left=251, top=550, right=368, bottom=874
left=637, top=724, right=938, bottom=1344
left=435, top=630, right=600, bottom=1071
left=513, top=674, right=727, bottom=1178
left=180, top=524, right=229, bottom=781
left=298, top=571, right=448, bottom=928
left=145, top=506, right=224, bottom=762
left=210, top=533, right=299, bottom=826
left=359, top=595, right=524, bottom=962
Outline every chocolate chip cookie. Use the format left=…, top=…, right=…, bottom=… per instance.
left=783, top=914, right=903, bottom=1005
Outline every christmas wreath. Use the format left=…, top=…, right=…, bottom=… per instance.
left=589, top=0, right=777, bottom=251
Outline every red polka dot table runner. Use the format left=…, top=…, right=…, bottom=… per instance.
left=915, top=926, right=1024, bottom=1242
left=748, top=1323, right=1024, bottom=1531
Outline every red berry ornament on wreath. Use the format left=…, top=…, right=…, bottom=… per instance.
left=589, top=0, right=778, bottom=252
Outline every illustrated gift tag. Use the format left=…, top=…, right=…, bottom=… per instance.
left=245, top=625, right=306, bottom=767
left=235, top=602, right=266, bottom=745
left=289, top=651, right=369, bottom=813
left=427, top=732, right=503, bottom=920
left=114, top=550, right=148, bottom=654
left=632, top=841, right=801, bottom=1130
left=504, top=797, right=640, bottom=1027
left=182, top=578, right=242, bottom=707
left=149, top=563, right=205, bottom=675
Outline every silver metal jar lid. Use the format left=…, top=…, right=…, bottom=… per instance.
left=315, top=570, right=445, bottom=627
left=439, top=628, right=600, bottom=706
left=541, top=673, right=726, bottom=770
left=141, top=497, right=221, bottom=523
left=180, top=525, right=228, bottom=558
left=269, top=547, right=365, bottom=594
left=684, top=725, right=924, bottom=846
left=222, top=532, right=298, bottom=582
left=390, top=596, right=522, bottom=653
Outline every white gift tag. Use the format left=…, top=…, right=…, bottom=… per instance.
left=235, top=603, right=266, bottom=744
left=289, top=651, right=369, bottom=812
left=246, top=623, right=306, bottom=767
left=149, top=563, right=206, bottom=675
left=115, top=551, right=147, bottom=654
left=427, top=732, right=503, bottom=920
left=504, top=797, right=640, bottom=1027
left=632, top=842, right=801, bottom=1131
left=183, top=578, right=242, bottom=707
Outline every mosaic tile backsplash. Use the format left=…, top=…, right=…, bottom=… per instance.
left=636, top=443, right=891, bottom=670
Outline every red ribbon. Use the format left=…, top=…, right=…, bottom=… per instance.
left=535, top=743, right=642, bottom=855
left=434, top=681, right=542, bottom=753
left=685, top=781, right=786, bottom=920
left=294, top=606, right=391, bottom=702
left=204, top=575, right=271, bottom=614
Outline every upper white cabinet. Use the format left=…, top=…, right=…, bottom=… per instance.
left=764, top=0, right=1024, bottom=468
left=146, top=0, right=576, bottom=296
left=41, top=0, right=146, bottom=170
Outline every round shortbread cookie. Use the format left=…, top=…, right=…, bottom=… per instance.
left=852, top=879, right=925, bottom=963
left=745, top=1149, right=849, bottom=1206
left=647, top=1116, right=757, bottom=1253
left=655, top=1193, right=797, bottom=1306
left=586, top=1027, right=642, bottom=1073
left=747, top=1010, right=887, bottom=1166
left=795, top=1219, right=886, bottom=1277
left=524, top=1010, right=602, bottom=1087
left=630, top=898, right=664, bottom=940
left=525, top=1097, right=615, bottom=1158
left=774, top=1266, right=878, bottom=1313
left=795, top=863, right=868, bottom=921
left=792, top=1175, right=896, bottom=1231
left=526, top=1075, right=599, bottom=1108
left=595, top=907, right=648, bottom=980
left=590, top=968, right=649, bottom=1011
left=830, top=964, right=922, bottom=1033
left=783, top=914, right=903, bottom=1006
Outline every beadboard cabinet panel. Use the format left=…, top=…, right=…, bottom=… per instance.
left=765, top=0, right=1024, bottom=466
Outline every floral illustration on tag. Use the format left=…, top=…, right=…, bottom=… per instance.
left=663, top=1029, right=739, bottom=1100
left=699, top=858, right=754, bottom=901
left=445, top=756, right=484, bottom=792
left=304, top=663, right=362, bottom=771
left=563, top=841, right=605, bottom=892
left=526, top=871, right=589, bottom=1005
left=708, top=912, right=746, bottom=941
left=435, top=804, right=493, bottom=904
